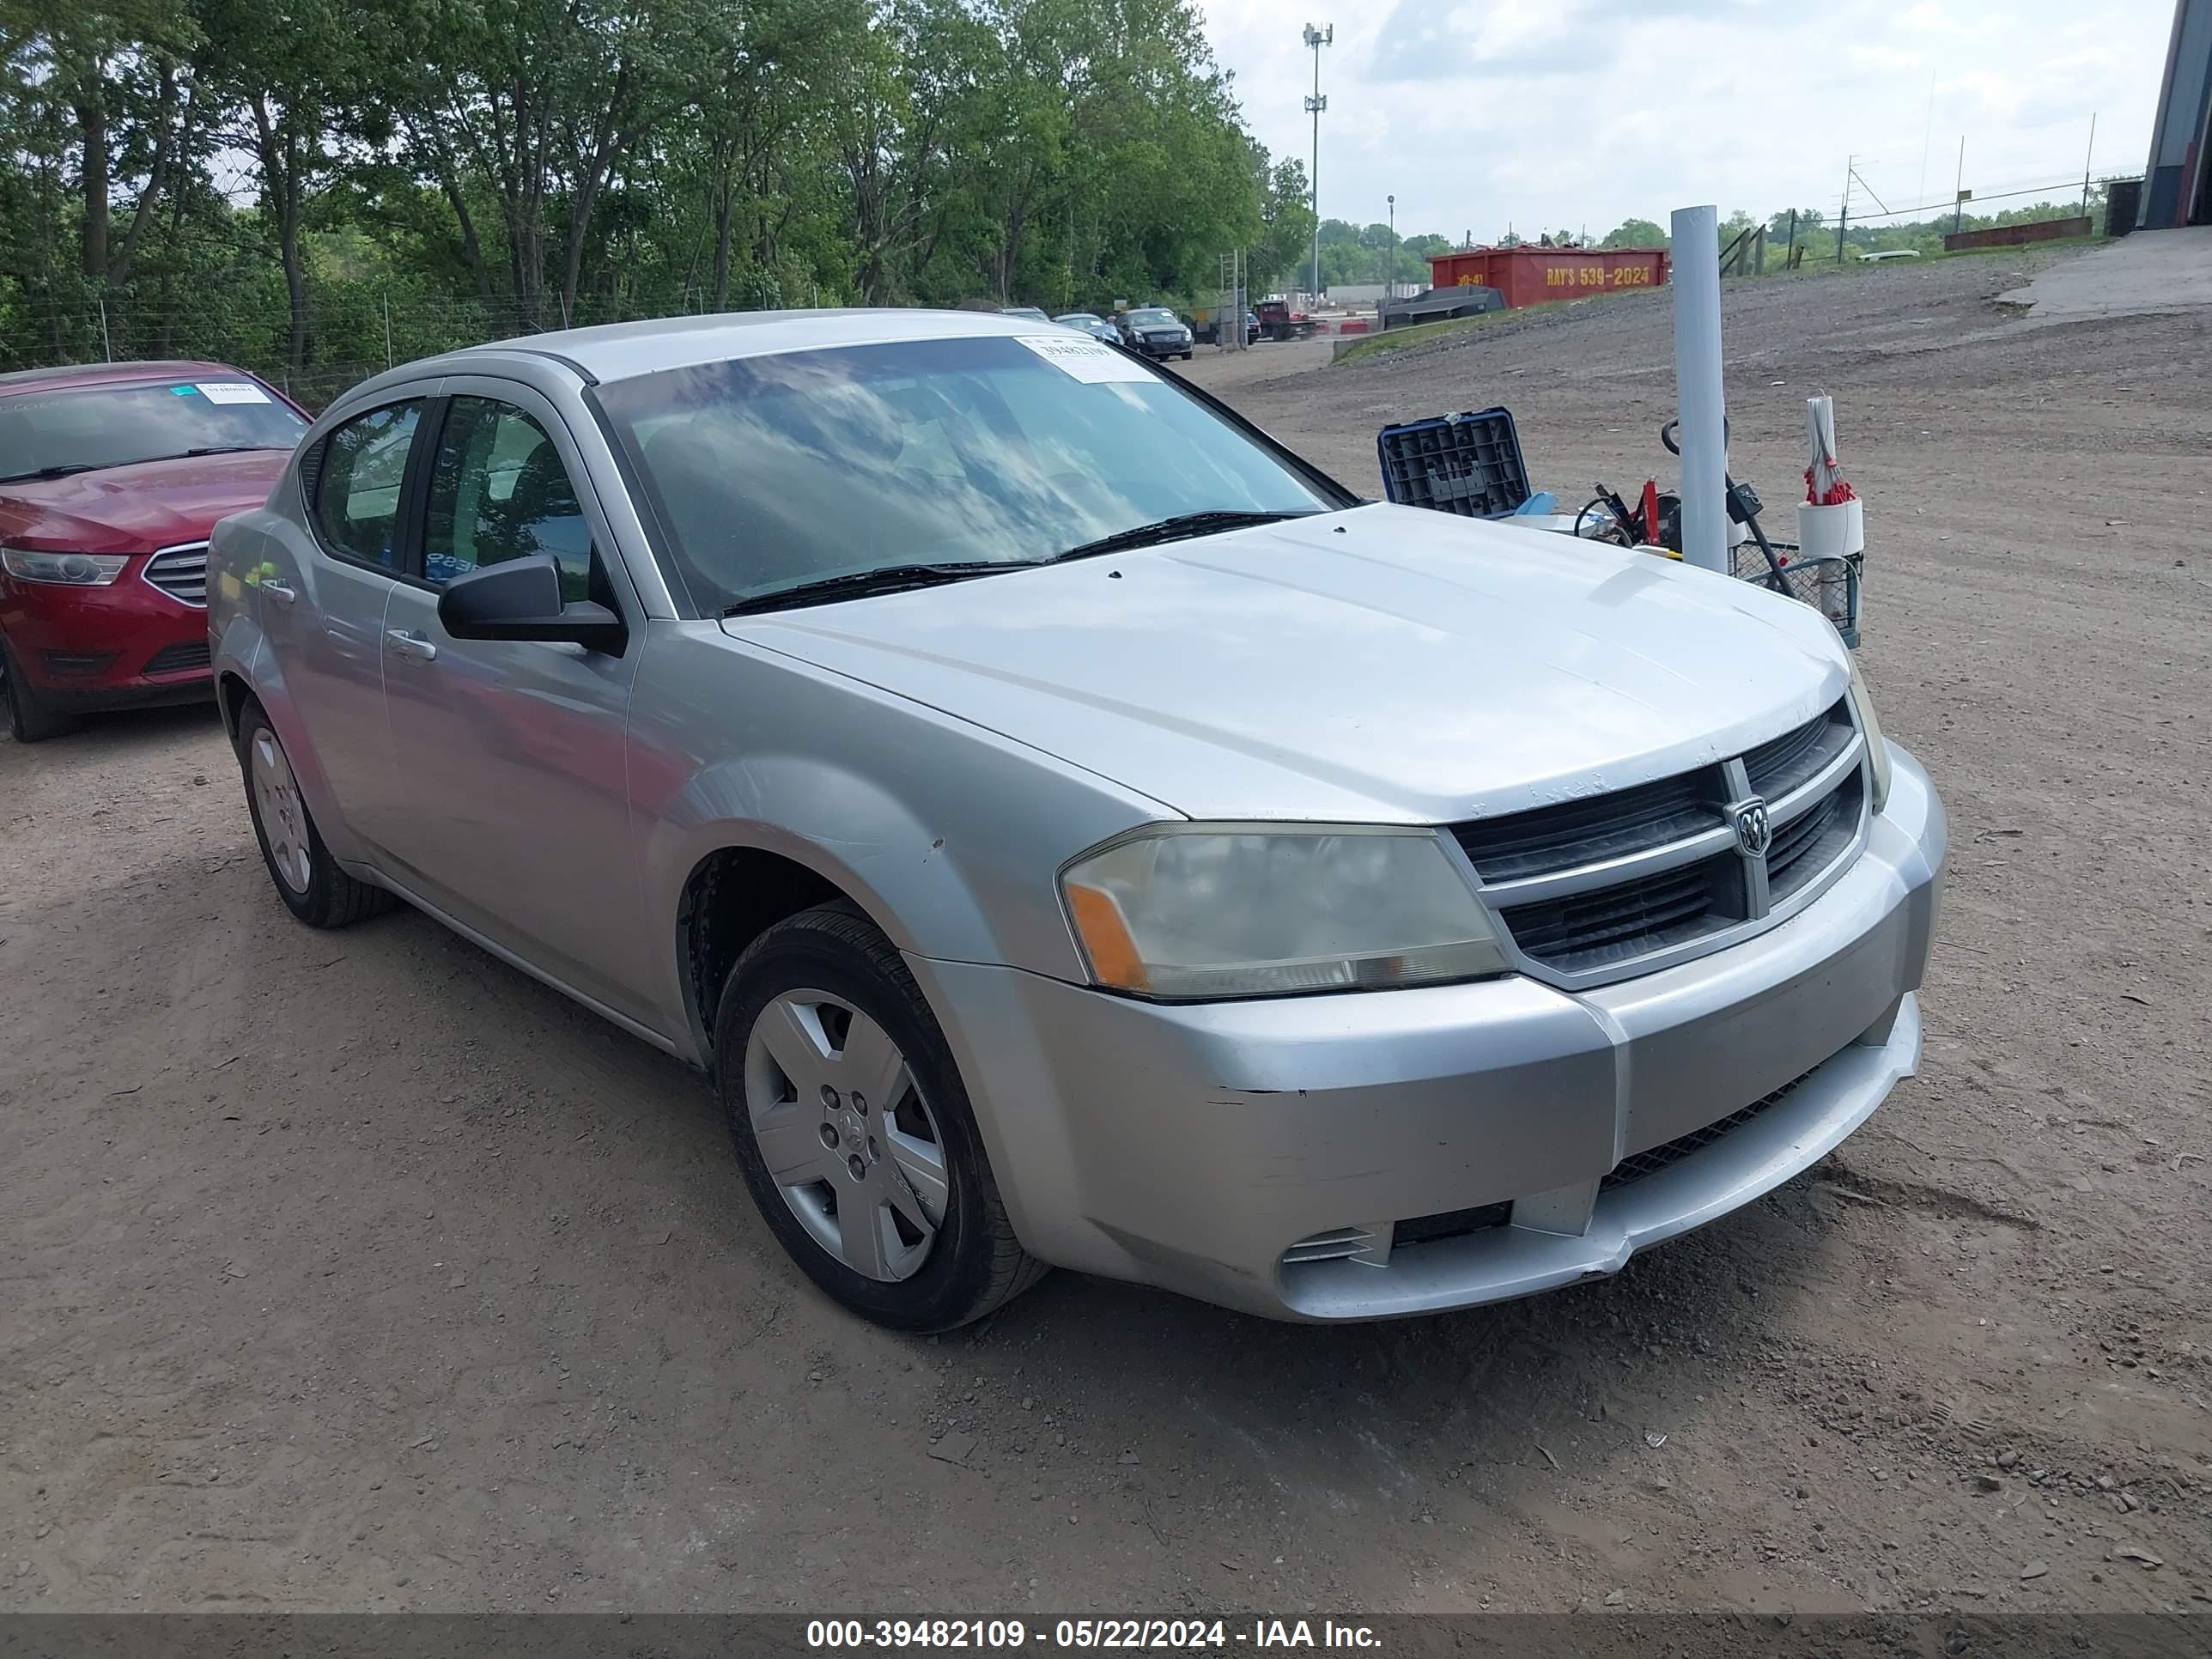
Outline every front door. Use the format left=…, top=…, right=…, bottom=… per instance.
left=375, top=384, right=655, bottom=1023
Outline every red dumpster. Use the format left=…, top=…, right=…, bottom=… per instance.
left=1426, top=246, right=1669, bottom=310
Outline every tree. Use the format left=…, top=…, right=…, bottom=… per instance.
left=1601, top=217, right=1667, bottom=248
left=1768, top=207, right=1822, bottom=241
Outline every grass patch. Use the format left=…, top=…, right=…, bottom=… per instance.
left=1333, top=301, right=1571, bottom=365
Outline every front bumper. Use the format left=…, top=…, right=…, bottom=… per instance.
left=3, top=572, right=212, bottom=709
left=1130, top=337, right=1192, bottom=357
left=913, top=744, right=1947, bottom=1321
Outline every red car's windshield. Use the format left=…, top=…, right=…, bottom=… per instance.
left=0, top=377, right=307, bottom=483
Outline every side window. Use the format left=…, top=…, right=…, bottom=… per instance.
left=312, top=401, right=422, bottom=569
left=423, top=397, right=595, bottom=601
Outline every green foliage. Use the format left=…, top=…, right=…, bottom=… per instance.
left=0, top=0, right=1298, bottom=393
left=1601, top=218, right=1667, bottom=249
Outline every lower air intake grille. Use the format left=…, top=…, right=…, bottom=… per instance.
left=143, top=640, right=211, bottom=676
left=1601, top=1068, right=1814, bottom=1194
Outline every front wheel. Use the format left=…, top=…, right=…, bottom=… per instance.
left=2, top=634, right=78, bottom=743
left=716, top=904, right=1046, bottom=1331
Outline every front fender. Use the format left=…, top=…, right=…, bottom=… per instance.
left=629, top=621, right=1180, bottom=1061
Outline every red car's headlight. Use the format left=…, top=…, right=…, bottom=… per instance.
left=1, top=545, right=130, bottom=586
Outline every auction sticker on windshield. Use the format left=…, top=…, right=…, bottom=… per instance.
left=196, top=381, right=272, bottom=404
left=1014, top=333, right=1153, bottom=384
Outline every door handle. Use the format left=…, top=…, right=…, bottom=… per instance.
left=386, top=629, right=438, bottom=662
left=262, top=579, right=297, bottom=605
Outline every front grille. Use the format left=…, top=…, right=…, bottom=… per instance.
left=143, top=639, right=211, bottom=676
left=1601, top=1068, right=1812, bottom=1193
left=143, top=543, right=209, bottom=606
left=1450, top=697, right=1866, bottom=982
left=1451, top=769, right=1722, bottom=882
left=1769, top=778, right=1857, bottom=902
left=1745, top=701, right=1853, bottom=797
left=1499, top=854, right=1735, bottom=972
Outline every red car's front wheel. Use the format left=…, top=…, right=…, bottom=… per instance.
left=1, top=634, right=77, bottom=743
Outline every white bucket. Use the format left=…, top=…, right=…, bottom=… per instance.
left=1798, top=497, right=1864, bottom=559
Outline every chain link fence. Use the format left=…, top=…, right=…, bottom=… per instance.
left=0, top=284, right=771, bottom=410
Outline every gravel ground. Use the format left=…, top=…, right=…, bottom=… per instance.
left=3, top=250, right=2207, bottom=1615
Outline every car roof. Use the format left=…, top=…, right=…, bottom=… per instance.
left=0, top=359, right=252, bottom=397
left=387, top=308, right=1083, bottom=391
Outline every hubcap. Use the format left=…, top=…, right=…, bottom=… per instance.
left=743, top=989, right=949, bottom=1283
left=250, top=729, right=313, bottom=895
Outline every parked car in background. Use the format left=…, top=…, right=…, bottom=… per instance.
left=1000, top=306, right=1052, bottom=322
left=206, top=309, right=1942, bottom=1334
left=1119, top=307, right=1193, bottom=361
left=1190, top=307, right=1261, bottom=346
left=1, top=360, right=307, bottom=741
left=1053, top=313, right=1126, bottom=346
left=1254, top=299, right=1316, bottom=341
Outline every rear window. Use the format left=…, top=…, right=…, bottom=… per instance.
left=0, top=378, right=306, bottom=483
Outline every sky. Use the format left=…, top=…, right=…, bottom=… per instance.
left=1198, top=0, right=2179, bottom=243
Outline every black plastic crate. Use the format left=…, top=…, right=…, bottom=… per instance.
left=1376, top=408, right=1531, bottom=519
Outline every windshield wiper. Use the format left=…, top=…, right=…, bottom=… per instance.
left=1049, top=509, right=1316, bottom=564
left=721, top=561, right=1038, bottom=617
left=0, top=447, right=286, bottom=485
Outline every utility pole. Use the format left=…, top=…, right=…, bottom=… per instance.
left=1836, top=155, right=1851, bottom=262
left=2081, top=112, right=2097, bottom=217
left=1387, top=193, right=1395, bottom=289
left=1304, top=22, right=1331, bottom=304
left=1953, top=137, right=1966, bottom=234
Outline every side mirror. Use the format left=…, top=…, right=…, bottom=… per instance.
left=436, top=554, right=626, bottom=653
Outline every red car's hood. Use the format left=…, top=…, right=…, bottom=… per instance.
left=0, top=449, right=289, bottom=552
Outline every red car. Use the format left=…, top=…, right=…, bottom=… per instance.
left=1, top=360, right=309, bottom=741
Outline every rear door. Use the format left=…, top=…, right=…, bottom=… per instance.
left=374, top=380, right=655, bottom=1021
left=258, top=396, right=429, bottom=853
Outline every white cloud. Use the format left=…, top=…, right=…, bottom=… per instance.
left=1201, top=0, right=2172, bottom=241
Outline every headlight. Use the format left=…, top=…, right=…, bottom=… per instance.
left=1060, top=825, right=1511, bottom=1000
left=3, top=545, right=130, bottom=586
left=1846, top=657, right=1892, bottom=814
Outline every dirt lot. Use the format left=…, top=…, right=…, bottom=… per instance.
left=4, top=252, right=2208, bottom=1615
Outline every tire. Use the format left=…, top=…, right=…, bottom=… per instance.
left=1181, top=351, right=1194, bottom=361
left=235, top=696, right=396, bottom=928
left=716, top=904, right=1046, bottom=1331
left=2, top=634, right=79, bottom=743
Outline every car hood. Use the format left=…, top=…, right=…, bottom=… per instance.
left=728, top=504, right=1851, bottom=823
left=0, top=449, right=290, bottom=552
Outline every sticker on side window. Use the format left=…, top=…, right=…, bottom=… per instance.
left=195, top=381, right=271, bottom=404
left=1013, top=333, right=1154, bottom=384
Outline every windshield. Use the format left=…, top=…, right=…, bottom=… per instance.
left=597, top=335, right=1340, bottom=611
left=0, top=378, right=305, bottom=482
left=1126, top=309, right=1178, bottom=327
left=1055, top=314, right=1102, bottom=325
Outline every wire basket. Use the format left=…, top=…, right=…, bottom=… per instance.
left=1733, top=544, right=1861, bottom=647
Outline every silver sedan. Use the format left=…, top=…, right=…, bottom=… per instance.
left=207, top=310, right=1944, bottom=1330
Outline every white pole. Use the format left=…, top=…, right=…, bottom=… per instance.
left=1670, top=204, right=1729, bottom=573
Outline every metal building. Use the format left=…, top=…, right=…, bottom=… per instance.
left=2142, top=0, right=2212, bottom=228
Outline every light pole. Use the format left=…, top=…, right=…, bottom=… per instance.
left=1304, top=23, right=1331, bottom=303
left=1387, top=192, right=1395, bottom=289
